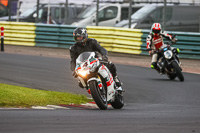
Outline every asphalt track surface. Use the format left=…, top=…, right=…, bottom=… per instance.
left=0, top=53, right=200, bottom=133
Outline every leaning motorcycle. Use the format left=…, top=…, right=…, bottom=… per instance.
left=75, top=52, right=124, bottom=110
left=148, top=35, right=184, bottom=82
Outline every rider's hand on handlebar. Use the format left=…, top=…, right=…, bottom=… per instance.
left=172, top=38, right=177, bottom=44
left=102, top=55, right=108, bottom=61
left=146, top=48, right=152, bottom=55
left=149, top=50, right=152, bottom=55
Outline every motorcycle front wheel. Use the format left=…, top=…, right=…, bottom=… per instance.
left=167, top=73, right=176, bottom=80
left=172, top=62, right=184, bottom=82
left=89, top=81, right=108, bottom=110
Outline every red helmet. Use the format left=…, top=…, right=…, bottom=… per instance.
left=151, top=23, right=162, bottom=34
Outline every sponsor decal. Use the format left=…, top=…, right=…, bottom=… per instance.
left=106, top=77, right=113, bottom=87
left=89, top=57, right=96, bottom=62
left=98, top=83, right=102, bottom=88
left=101, top=65, right=106, bottom=70
left=153, top=36, right=163, bottom=48
left=90, top=59, right=97, bottom=65
left=76, top=67, right=81, bottom=71
left=89, top=57, right=98, bottom=64
left=87, top=89, right=91, bottom=94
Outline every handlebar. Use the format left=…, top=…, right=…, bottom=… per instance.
left=99, top=60, right=109, bottom=64
left=172, top=34, right=176, bottom=39
left=146, top=34, right=177, bottom=52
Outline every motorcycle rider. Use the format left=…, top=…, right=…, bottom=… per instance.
left=146, top=23, right=177, bottom=71
left=70, top=27, right=122, bottom=88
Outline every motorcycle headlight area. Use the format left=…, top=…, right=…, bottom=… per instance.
left=78, top=70, right=87, bottom=77
left=89, top=62, right=98, bottom=72
left=164, top=50, right=173, bottom=59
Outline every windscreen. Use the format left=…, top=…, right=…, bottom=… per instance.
left=76, top=52, right=93, bottom=64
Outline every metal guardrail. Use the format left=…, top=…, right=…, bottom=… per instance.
left=86, top=26, right=143, bottom=54
left=0, top=22, right=36, bottom=46
left=35, top=24, right=76, bottom=48
left=0, top=21, right=200, bottom=59
left=0, top=22, right=76, bottom=48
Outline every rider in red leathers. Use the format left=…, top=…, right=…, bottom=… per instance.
left=146, top=23, right=176, bottom=70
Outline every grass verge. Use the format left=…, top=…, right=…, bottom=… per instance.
left=0, top=83, right=91, bottom=108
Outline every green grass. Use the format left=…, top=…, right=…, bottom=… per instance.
left=0, top=83, right=91, bottom=108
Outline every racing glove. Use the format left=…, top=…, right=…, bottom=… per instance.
left=102, top=55, right=108, bottom=61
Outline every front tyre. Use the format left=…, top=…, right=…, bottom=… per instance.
left=89, top=81, right=107, bottom=110
left=172, top=62, right=184, bottom=82
left=111, top=90, right=124, bottom=109
left=167, top=73, right=176, bottom=80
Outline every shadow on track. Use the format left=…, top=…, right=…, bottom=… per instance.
left=149, top=78, right=181, bottom=82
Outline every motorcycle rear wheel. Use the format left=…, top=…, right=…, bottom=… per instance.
left=89, top=81, right=108, bottom=110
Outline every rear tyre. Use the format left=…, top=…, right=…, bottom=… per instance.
left=89, top=81, right=107, bottom=110
left=111, top=90, right=124, bottom=109
left=172, top=62, right=184, bottom=82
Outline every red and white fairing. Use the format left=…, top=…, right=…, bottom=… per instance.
left=75, top=52, right=116, bottom=102
left=98, top=64, right=115, bottom=101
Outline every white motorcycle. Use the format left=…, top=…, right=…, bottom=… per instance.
left=75, top=52, right=124, bottom=110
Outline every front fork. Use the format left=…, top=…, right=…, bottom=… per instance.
left=78, top=77, right=87, bottom=88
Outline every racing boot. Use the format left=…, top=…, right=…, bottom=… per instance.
left=114, top=76, right=123, bottom=87
left=151, top=62, right=162, bottom=74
